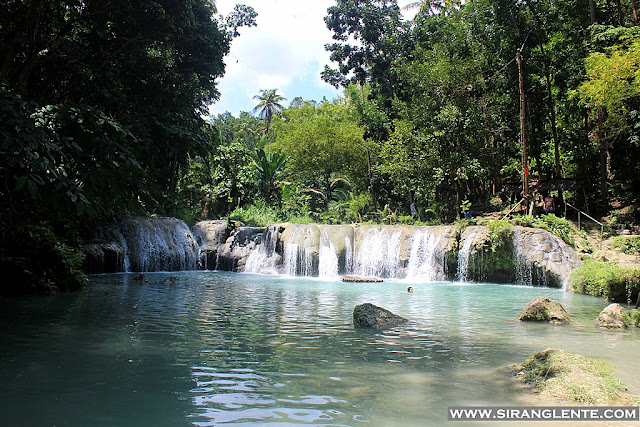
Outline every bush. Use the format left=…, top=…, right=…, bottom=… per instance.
left=612, top=236, right=640, bottom=255
left=0, top=225, right=88, bottom=296
left=512, top=214, right=586, bottom=247
left=229, top=201, right=284, bottom=227
left=569, top=259, right=640, bottom=303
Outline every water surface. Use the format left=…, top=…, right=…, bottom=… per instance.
left=1, top=272, right=638, bottom=426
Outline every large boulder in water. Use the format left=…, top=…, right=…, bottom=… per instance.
left=518, top=297, right=573, bottom=323
left=353, top=303, right=408, bottom=330
left=595, top=303, right=627, bottom=329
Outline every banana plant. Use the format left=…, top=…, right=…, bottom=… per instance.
left=252, top=148, right=292, bottom=203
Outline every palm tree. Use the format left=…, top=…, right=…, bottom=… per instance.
left=252, top=89, right=286, bottom=133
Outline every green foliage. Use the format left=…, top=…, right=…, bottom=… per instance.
left=228, top=200, right=314, bottom=227
left=516, top=349, right=628, bottom=405
left=253, top=89, right=287, bottom=133
left=229, top=201, right=284, bottom=227
left=271, top=99, right=368, bottom=213
left=0, top=1, right=257, bottom=294
left=511, top=214, right=585, bottom=247
left=622, top=309, right=640, bottom=328
left=612, top=236, right=640, bottom=255
left=569, top=259, right=640, bottom=303
left=252, top=148, right=292, bottom=204
left=487, top=219, right=513, bottom=243
left=0, top=225, right=87, bottom=296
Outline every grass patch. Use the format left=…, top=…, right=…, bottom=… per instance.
left=569, top=259, right=640, bottom=303
left=515, top=348, right=637, bottom=405
left=612, top=235, right=640, bottom=255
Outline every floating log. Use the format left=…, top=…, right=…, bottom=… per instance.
left=341, top=275, right=383, bottom=283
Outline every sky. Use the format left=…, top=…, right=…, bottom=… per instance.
left=207, top=0, right=417, bottom=118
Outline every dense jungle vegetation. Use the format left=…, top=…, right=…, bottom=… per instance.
left=1, top=0, right=640, bottom=294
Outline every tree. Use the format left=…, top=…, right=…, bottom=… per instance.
left=252, top=89, right=286, bottom=133
left=271, top=100, right=368, bottom=211
left=322, top=0, right=411, bottom=99
left=0, top=0, right=257, bottom=293
left=575, top=28, right=640, bottom=208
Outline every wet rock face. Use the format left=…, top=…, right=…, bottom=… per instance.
left=518, top=297, right=573, bottom=323
left=216, top=227, right=264, bottom=272
left=512, top=227, right=581, bottom=288
left=353, top=303, right=408, bottom=330
left=192, top=220, right=231, bottom=270
left=595, top=303, right=627, bottom=329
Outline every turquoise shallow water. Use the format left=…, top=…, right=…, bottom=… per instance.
left=0, top=272, right=639, bottom=426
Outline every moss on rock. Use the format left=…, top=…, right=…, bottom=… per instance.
left=518, top=297, right=572, bottom=323
left=514, top=348, right=639, bottom=405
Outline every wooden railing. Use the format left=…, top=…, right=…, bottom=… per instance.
left=565, top=201, right=604, bottom=239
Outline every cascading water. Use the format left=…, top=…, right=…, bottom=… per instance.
left=318, top=229, right=339, bottom=278
left=119, top=218, right=199, bottom=272
left=344, top=235, right=354, bottom=275
left=457, top=232, right=477, bottom=282
left=512, top=229, right=533, bottom=286
left=244, top=225, right=281, bottom=275
left=281, top=225, right=318, bottom=277
left=353, top=227, right=403, bottom=278
left=90, top=219, right=579, bottom=286
left=405, top=230, right=445, bottom=282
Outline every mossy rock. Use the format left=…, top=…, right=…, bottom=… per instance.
left=353, top=303, right=408, bottom=330
left=596, top=304, right=640, bottom=329
left=518, top=297, right=572, bottom=323
left=623, top=309, right=640, bottom=327
left=596, top=303, right=627, bottom=329
left=513, top=348, right=639, bottom=405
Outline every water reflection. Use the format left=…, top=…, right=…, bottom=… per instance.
left=0, top=271, right=638, bottom=426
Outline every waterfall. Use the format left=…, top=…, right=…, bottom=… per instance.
left=283, top=243, right=315, bottom=276
left=353, top=227, right=402, bottom=278
left=344, top=235, right=354, bottom=275
left=119, top=217, right=199, bottom=272
left=281, top=225, right=318, bottom=277
left=405, top=230, right=444, bottom=282
left=512, top=229, right=533, bottom=286
left=244, top=225, right=281, bottom=275
left=457, top=232, right=477, bottom=282
left=318, top=229, right=339, bottom=278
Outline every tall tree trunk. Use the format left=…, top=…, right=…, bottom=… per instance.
left=589, top=0, right=596, bottom=24
left=597, top=107, right=608, bottom=211
left=544, top=72, right=564, bottom=207
left=517, top=48, right=530, bottom=208
left=615, top=0, right=623, bottom=25
left=633, top=0, right=638, bottom=25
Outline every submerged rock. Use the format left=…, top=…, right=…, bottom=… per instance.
left=518, top=297, right=572, bottom=323
left=342, top=276, right=383, bottom=283
left=595, top=303, right=627, bottom=329
left=353, top=303, right=408, bottom=329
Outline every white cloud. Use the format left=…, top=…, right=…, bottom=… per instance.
left=208, top=0, right=417, bottom=116
left=209, top=0, right=339, bottom=116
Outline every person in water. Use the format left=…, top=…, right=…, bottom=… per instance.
left=407, top=286, right=413, bottom=293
